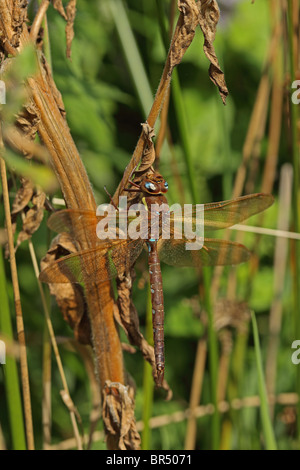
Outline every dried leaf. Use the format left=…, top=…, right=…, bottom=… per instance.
left=6, top=0, right=28, bottom=50
left=134, top=123, right=156, bottom=176
left=11, top=177, right=34, bottom=215
left=102, top=381, right=141, bottom=450
left=169, top=0, right=200, bottom=72
left=40, top=232, right=91, bottom=345
left=197, top=0, right=228, bottom=104
left=15, top=189, right=46, bottom=248
left=16, top=101, right=41, bottom=144
left=51, top=0, right=76, bottom=59
left=65, top=0, right=76, bottom=59
left=52, top=0, right=67, bottom=20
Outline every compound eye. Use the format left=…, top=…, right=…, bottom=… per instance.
left=145, top=182, right=157, bottom=192
left=164, top=181, right=168, bottom=189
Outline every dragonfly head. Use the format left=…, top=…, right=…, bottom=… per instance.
left=141, top=172, right=169, bottom=196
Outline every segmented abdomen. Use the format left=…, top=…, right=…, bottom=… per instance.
left=147, top=240, right=165, bottom=385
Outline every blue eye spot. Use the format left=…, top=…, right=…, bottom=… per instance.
left=145, top=182, right=156, bottom=191
left=164, top=182, right=168, bottom=189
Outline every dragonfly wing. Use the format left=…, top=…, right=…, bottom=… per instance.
left=47, top=209, right=97, bottom=234
left=47, top=209, right=147, bottom=244
left=158, top=238, right=251, bottom=267
left=39, top=238, right=145, bottom=284
left=170, top=193, right=274, bottom=232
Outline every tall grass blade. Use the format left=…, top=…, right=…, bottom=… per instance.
left=108, top=0, right=154, bottom=117
left=141, top=284, right=154, bottom=450
left=0, top=248, right=26, bottom=450
left=251, top=311, right=277, bottom=450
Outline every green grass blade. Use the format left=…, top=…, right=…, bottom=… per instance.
left=141, top=284, right=154, bottom=450
left=251, top=311, right=277, bottom=450
left=108, top=0, right=154, bottom=117
left=0, top=248, right=26, bottom=450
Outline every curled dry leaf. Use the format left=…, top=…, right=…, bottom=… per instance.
left=135, top=122, right=156, bottom=175
left=0, top=0, right=28, bottom=52
left=170, top=1, right=228, bottom=104
left=52, top=0, right=76, bottom=59
left=52, top=0, right=67, bottom=20
left=197, top=0, right=228, bottom=104
left=15, top=189, right=46, bottom=249
left=16, top=101, right=41, bottom=144
left=65, top=0, right=76, bottom=59
left=169, top=0, right=200, bottom=73
left=40, top=232, right=91, bottom=345
left=11, top=177, right=34, bottom=215
left=102, top=381, right=141, bottom=450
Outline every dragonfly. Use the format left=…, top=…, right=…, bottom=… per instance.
left=39, top=171, right=274, bottom=385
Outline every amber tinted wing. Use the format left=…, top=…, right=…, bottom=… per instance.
left=47, top=209, right=135, bottom=241
left=158, top=238, right=251, bottom=267
left=39, top=238, right=145, bottom=284
left=171, top=193, right=274, bottom=232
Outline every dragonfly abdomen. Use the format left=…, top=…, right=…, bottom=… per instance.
left=147, top=240, right=165, bottom=385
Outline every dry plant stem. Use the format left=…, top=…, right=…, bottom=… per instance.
left=42, top=326, right=52, bottom=448
left=18, top=24, right=125, bottom=390
left=112, top=11, right=184, bottom=202
left=232, top=21, right=280, bottom=199
left=211, top=14, right=281, bottom=297
left=30, top=0, right=50, bottom=43
left=27, top=234, right=83, bottom=450
left=261, top=34, right=283, bottom=192
left=48, top=391, right=299, bottom=450
left=217, top=331, right=232, bottom=403
left=292, top=0, right=299, bottom=69
left=0, top=157, right=34, bottom=450
left=265, top=164, right=292, bottom=418
left=184, top=339, right=207, bottom=450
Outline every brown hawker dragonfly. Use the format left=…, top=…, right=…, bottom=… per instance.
left=39, top=171, right=274, bottom=385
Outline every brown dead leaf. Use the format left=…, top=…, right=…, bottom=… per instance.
left=15, top=189, right=46, bottom=248
left=52, top=0, right=67, bottom=20
left=169, top=0, right=200, bottom=73
left=169, top=1, right=228, bottom=103
left=197, top=0, right=228, bottom=104
left=102, top=381, right=141, bottom=450
left=40, top=232, right=91, bottom=345
left=137, top=122, right=156, bottom=173
left=1, top=0, right=28, bottom=51
left=51, top=0, right=76, bottom=59
left=16, top=101, right=41, bottom=145
left=65, top=0, right=76, bottom=59
left=11, top=177, right=34, bottom=215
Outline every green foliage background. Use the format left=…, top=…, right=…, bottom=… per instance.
left=0, top=0, right=298, bottom=450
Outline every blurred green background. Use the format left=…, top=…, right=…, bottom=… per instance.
left=0, top=0, right=298, bottom=450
